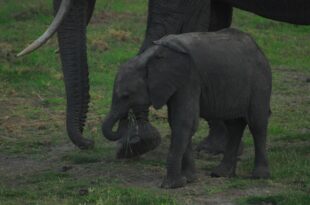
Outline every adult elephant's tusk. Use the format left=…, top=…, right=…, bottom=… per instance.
left=17, top=0, right=72, bottom=57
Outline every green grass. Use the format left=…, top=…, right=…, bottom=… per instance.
left=1, top=177, right=177, bottom=205
left=1, top=0, right=310, bottom=204
left=238, top=192, right=310, bottom=205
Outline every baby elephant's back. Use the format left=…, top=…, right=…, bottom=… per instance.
left=154, top=28, right=271, bottom=86
left=200, top=32, right=271, bottom=119
left=155, top=29, right=271, bottom=119
left=198, top=30, right=271, bottom=119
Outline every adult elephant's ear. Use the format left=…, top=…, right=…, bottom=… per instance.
left=147, top=47, right=190, bottom=109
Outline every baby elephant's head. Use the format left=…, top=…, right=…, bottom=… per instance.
left=102, top=45, right=190, bottom=141
left=101, top=54, right=151, bottom=142
left=115, top=58, right=151, bottom=111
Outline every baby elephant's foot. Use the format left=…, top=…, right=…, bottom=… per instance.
left=161, top=176, right=187, bottom=189
left=252, top=166, right=270, bottom=179
left=211, top=163, right=235, bottom=178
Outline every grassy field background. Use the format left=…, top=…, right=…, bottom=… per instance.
left=0, top=0, right=309, bottom=204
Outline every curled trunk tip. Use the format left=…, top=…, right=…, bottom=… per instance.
left=102, top=113, right=122, bottom=141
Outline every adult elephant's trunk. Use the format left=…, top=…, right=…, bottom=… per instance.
left=102, top=112, right=123, bottom=141
left=18, top=0, right=96, bottom=149
left=54, top=0, right=95, bottom=149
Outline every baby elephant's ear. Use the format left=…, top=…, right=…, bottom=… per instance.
left=147, top=48, right=190, bottom=109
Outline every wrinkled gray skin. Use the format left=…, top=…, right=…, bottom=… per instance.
left=102, top=29, right=272, bottom=188
left=47, top=0, right=309, bottom=151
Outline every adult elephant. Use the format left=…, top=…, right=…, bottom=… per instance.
left=19, top=0, right=310, bottom=153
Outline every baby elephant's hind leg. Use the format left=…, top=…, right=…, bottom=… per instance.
left=211, top=119, right=246, bottom=177
left=248, top=116, right=270, bottom=179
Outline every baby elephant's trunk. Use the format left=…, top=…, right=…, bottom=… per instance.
left=102, top=112, right=123, bottom=141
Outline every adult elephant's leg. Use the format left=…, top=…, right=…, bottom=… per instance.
left=211, top=119, right=246, bottom=177
left=196, top=120, right=228, bottom=154
left=195, top=1, right=245, bottom=155
left=197, top=120, right=244, bottom=155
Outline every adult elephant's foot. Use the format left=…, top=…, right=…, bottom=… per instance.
left=196, top=120, right=244, bottom=156
left=161, top=176, right=187, bottom=189
left=116, top=108, right=161, bottom=159
left=211, top=162, right=236, bottom=178
left=252, top=166, right=270, bottom=179
left=182, top=170, right=197, bottom=183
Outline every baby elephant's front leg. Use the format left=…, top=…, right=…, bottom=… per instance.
left=161, top=123, right=195, bottom=189
left=161, top=92, right=199, bottom=189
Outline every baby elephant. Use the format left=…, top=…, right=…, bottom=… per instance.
left=102, top=28, right=271, bottom=188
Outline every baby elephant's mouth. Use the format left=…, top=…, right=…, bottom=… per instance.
left=102, top=106, right=161, bottom=158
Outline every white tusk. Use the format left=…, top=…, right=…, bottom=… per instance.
left=17, top=0, right=72, bottom=57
